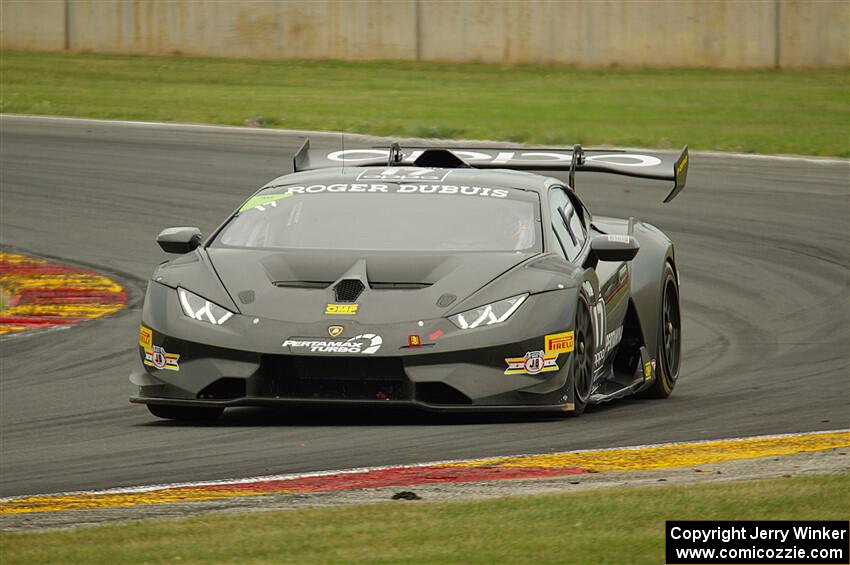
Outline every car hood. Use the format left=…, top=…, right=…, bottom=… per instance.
left=206, top=248, right=538, bottom=324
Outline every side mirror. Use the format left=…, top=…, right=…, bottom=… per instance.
left=584, top=235, right=639, bottom=268
left=157, top=227, right=203, bottom=254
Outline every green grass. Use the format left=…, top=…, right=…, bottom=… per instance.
left=1, top=51, right=848, bottom=156
left=1, top=473, right=848, bottom=564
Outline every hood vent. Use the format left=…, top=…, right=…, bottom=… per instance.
left=334, top=279, right=365, bottom=302
left=370, top=282, right=432, bottom=290
left=274, top=281, right=331, bottom=289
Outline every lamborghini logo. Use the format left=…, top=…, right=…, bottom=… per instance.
left=328, top=325, right=344, bottom=337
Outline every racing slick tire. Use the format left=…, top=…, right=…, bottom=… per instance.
left=147, top=404, right=224, bottom=421
left=568, top=295, right=595, bottom=416
left=643, top=262, right=681, bottom=398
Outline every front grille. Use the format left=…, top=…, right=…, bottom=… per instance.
left=334, top=279, right=365, bottom=302
left=258, top=355, right=412, bottom=401
left=197, top=378, right=246, bottom=400
left=415, top=382, right=471, bottom=405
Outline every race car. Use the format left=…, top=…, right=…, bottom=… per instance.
left=130, top=141, right=687, bottom=420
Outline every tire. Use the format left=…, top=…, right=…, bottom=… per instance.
left=568, top=295, right=595, bottom=416
left=644, top=262, right=681, bottom=398
left=147, top=404, right=224, bottom=421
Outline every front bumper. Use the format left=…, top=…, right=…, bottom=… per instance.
left=131, top=331, right=577, bottom=412
left=131, top=282, right=579, bottom=412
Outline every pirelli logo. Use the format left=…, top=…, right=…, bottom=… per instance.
left=139, top=325, right=153, bottom=350
left=545, top=331, right=574, bottom=355
left=325, top=304, right=359, bottom=315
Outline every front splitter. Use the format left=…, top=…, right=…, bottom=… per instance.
left=129, top=395, right=575, bottom=414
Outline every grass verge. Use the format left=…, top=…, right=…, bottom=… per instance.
left=1, top=51, right=848, bottom=156
left=1, top=473, right=848, bottom=564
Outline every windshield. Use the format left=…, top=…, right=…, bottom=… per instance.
left=214, top=183, right=540, bottom=253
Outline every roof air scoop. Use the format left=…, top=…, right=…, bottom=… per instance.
left=413, top=149, right=470, bottom=169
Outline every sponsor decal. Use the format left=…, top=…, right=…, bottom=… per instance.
left=143, top=345, right=180, bottom=371
left=139, top=325, right=152, bottom=350
left=408, top=335, right=422, bottom=347
left=327, top=325, right=344, bottom=337
left=504, top=350, right=559, bottom=376
left=356, top=167, right=451, bottom=182
left=239, top=193, right=292, bottom=213
left=326, top=149, right=662, bottom=168
left=282, top=334, right=383, bottom=355
left=606, top=234, right=631, bottom=244
left=676, top=153, right=688, bottom=176
left=644, top=361, right=652, bottom=380
left=594, top=326, right=623, bottom=366
left=325, top=304, right=358, bottom=315
left=545, top=331, right=574, bottom=355
left=274, top=183, right=509, bottom=199
left=429, top=329, right=443, bottom=341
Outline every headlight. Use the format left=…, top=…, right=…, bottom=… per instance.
left=177, top=287, right=235, bottom=325
left=448, top=294, right=528, bottom=329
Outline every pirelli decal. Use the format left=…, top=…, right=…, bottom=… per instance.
left=545, top=331, right=574, bottom=355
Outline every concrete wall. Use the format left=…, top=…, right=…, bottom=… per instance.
left=1, top=0, right=848, bottom=68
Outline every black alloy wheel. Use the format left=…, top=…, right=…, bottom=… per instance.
left=645, top=262, right=681, bottom=398
left=570, top=296, right=595, bottom=415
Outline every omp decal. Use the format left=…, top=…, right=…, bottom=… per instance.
left=238, top=193, right=291, bottom=213
left=277, top=184, right=509, bottom=199
left=325, top=303, right=358, bottom=315
left=3, top=430, right=846, bottom=516
left=0, top=251, right=126, bottom=336
left=143, top=345, right=180, bottom=371
left=504, top=350, right=559, bottom=375
left=545, top=331, right=574, bottom=355
left=356, top=167, right=451, bottom=182
left=139, top=325, right=153, bottom=350
left=283, top=333, right=382, bottom=354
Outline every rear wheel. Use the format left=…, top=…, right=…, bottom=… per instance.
left=147, top=404, right=224, bottom=421
left=569, top=296, right=595, bottom=416
left=644, top=262, right=681, bottom=398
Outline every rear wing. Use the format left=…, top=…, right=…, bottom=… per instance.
left=292, top=140, right=689, bottom=203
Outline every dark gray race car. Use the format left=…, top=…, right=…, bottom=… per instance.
left=130, top=142, right=688, bottom=420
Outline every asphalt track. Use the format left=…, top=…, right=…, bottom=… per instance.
left=1, top=115, right=847, bottom=497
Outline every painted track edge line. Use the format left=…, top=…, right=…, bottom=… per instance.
left=1, top=114, right=847, bottom=165
left=2, top=429, right=846, bottom=503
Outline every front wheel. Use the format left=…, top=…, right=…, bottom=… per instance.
left=147, top=404, right=224, bottom=421
left=568, top=296, right=595, bottom=416
left=644, top=262, right=681, bottom=398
